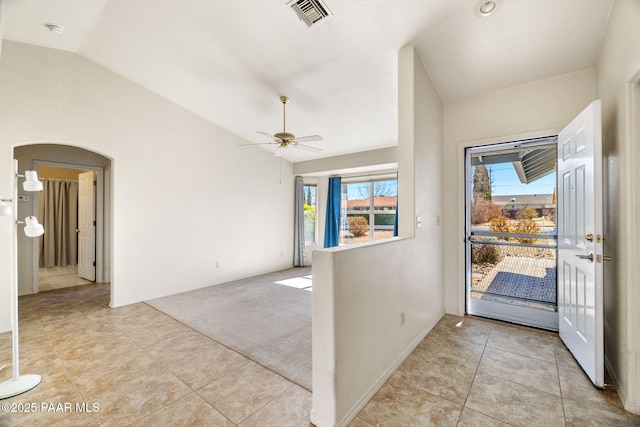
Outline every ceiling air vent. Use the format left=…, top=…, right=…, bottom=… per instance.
left=288, top=0, right=331, bottom=27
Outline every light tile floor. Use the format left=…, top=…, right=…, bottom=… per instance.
left=0, top=283, right=638, bottom=426
left=38, top=266, right=93, bottom=292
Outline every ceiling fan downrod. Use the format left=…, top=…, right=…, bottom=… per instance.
left=275, top=96, right=294, bottom=145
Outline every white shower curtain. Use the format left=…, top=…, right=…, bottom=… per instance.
left=38, top=179, right=79, bottom=268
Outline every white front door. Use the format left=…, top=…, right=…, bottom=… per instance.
left=78, top=171, right=96, bottom=281
left=557, top=100, right=604, bottom=387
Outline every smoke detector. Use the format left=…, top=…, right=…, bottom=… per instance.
left=288, top=0, right=332, bottom=27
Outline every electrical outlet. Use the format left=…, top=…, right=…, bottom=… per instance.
left=216, top=261, right=221, bottom=268
left=400, top=312, right=405, bottom=326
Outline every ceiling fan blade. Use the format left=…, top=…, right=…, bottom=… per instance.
left=294, top=143, right=323, bottom=153
left=257, top=131, right=275, bottom=140
left=238, top=142, right=277, bottom=147
left=257, top=131, right=286, bottom=144
left=293, top=135, right=323, bottom=143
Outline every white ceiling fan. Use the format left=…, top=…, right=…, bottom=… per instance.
left=241, top=96, right=323, bottom=156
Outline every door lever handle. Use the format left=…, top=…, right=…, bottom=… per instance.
left=602, top=255, right=613, bottom=261
left=576, top=253, right=594, bottom=262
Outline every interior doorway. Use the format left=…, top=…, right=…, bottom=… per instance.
left=465, top=136, right=559, bottom=330
left=36, top=165, right=95, bottom=291
left=13, top=144, right=111, bottom=296
left=34, top=161, right=105, bottom=293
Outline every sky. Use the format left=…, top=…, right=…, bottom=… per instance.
left=344, top=180, right=398, bottom=200
left=305, top=165, right=553, bottom=203
left=473, top=164, right=556, bottom=196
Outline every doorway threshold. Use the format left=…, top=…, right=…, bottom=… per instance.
left=469, top=296, right=558, bottom=331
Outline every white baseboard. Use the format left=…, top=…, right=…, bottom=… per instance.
left=310, top=409, right=334, bottom=427
left=605, top=355, right=639, bottom=414
left=313, top=315, right=441, bottom=427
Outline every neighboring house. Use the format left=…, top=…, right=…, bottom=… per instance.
left=492, top=193, right=556, bottom=221
left=346, top=196, right=397, bottom=212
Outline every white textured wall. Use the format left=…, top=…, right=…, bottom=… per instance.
left=0, top=41, right=294, bottom=330
left=595, top=0, right=640, bottom=413
left=311, top=46, right=444, bottom=427
left=442, top=69, right=596, bottom=315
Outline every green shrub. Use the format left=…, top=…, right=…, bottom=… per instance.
left=514, top=219, right=540, bottom=244
left=521, top=207, right=539, bottom=220
left=489, top=216, right=511, bottom=234
left=374, top=214, right=396, bottom=226
left=471, top=243, right=502, bottom=265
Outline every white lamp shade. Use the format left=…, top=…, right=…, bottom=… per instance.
left=23, top=170, right=43, bottom=192
left=0, top=200, right=11, bottom=216
left=24, top=216, right=44, bottom=237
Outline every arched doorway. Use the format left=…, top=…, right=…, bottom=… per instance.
left=13, top=144, right=112, bottom=296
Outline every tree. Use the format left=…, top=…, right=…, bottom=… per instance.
left=473, top=165, right=492, bottom=201
left=305, top=187, right=313, bottom=206
left=372, top=181, right=396, bottom=197
left=356, top=181, right=397, bottom=199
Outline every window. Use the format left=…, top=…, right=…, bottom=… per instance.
left=340, top=178, right=397, bottom=245
left=303, top=184, right=317, bottom=244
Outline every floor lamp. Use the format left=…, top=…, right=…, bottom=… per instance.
left=0, top=160, right=44, bottom=399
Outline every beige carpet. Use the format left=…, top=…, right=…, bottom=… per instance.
left=147, top=267, right=312, bottom=391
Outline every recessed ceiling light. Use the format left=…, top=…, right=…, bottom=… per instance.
left=480, top=2, right=496, bottom=14
left=475, top=0, right=501, bottom=17
left=45, top=23, right=65, bottom=34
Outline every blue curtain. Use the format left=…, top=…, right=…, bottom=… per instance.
left=393, top=172, right=399, bottom=237
left=393, top=203, right=398, bottom=237
left=324, top=177, right=341, bottom=248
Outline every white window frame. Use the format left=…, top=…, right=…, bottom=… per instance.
left=303, top=183, right=318, bottom=245
left=340, top=175, right=397, bottom=245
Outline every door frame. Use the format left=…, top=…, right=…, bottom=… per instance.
left=32, top=160, right=105, bottom=292
left=464, top=137, right=559, bottom=331
left=455, top=129, right=562, bottom=316
left=618, top=66, right=640, bottom=411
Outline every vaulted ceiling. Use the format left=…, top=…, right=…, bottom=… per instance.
left=1, top=0, right=613, bottom=161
